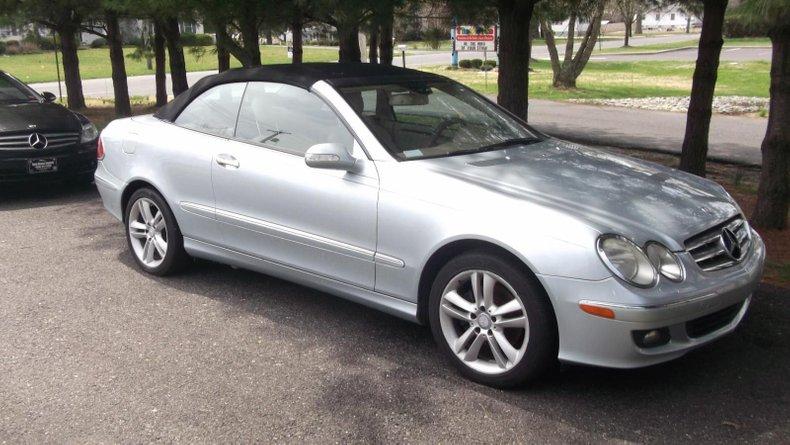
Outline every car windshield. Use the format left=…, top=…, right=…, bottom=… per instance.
left=0, top=73, right=41, bottom=104
left=337, top=80, right=541, bottom=160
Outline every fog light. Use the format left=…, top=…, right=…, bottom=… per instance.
left=633, top=328, right=670, bottom=348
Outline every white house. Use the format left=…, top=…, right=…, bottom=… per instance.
left=641, top=5, right=700, bottom=31
left=550, top=19, right=609, bottom=37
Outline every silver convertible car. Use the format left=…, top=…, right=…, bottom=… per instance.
left=95, top=63, right=765, bottom=387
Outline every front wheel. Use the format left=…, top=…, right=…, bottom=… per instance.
left=125, top=188, right=189, bottom=276
left=428, top=251, right=558, bottom=388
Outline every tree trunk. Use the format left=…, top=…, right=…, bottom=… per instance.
left=540, top=20, right=565, bottom=86
left=635, top=12, right=643, bottom=34
left=679, top=0, right=728, bottom=177
left=106, top=12, right=131, bottom=117
left=58, top=27, right=86, bottom=110
left=338, top=22, right=361, bottom=63
left=153, top=20, right=168, bottom=106
left=162, top=17, right=189, bottom=96
left=686, top=16, right=692, bottom=33
left=752, top=29, right=789, bottom=230
left=239, top=14, right=262, bottom=67
left=378, top=5, right=394, bottom=66
left=265, top=29, right=273, bottom=45
left=497, top=0, right=536, bottom=122
left=291, top=16, right=303, bottom=64
left=369, top=27, right=379, bottom=64
left=216, top=31, right=230, bottom=72
left=624, top=20, right=631, bottom=47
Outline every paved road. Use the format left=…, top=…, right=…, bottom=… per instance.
left=527, top=99, right=765, bottom=166
left=588, top=46, right=771, bottom=62
left=0, top=183, right=788, bottom=442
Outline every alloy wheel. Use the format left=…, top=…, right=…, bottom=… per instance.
left=128, top=197, right=168, bottom=268
left=439, top=270, right=530, bottom=375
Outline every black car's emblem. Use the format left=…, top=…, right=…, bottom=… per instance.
left=28, top=133, right=48, bottom=149
left=720, top=228, right=742, bottom=261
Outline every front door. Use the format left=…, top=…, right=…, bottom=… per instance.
left=211, top=81, right=379, bottom=289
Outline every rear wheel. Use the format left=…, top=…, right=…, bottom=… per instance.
left=125, top=188, right=189, bottom=276
left=428, top=250, right=558, bottom=388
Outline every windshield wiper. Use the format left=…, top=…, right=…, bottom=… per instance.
left=476, top=137, right=539, bottom=152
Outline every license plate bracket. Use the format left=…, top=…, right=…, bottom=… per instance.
left=28, top=158, right=58, bottom=174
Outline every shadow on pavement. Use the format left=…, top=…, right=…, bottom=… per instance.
left=117, top=250, right=789, bottom=443
left=0, top=180, right=98, bottom=211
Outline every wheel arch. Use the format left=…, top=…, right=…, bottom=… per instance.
left=120, top=179, right=167, bottom=222
left=416, top=238, right=556, bottom=326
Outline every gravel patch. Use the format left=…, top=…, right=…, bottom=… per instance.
left=569, top=96, right=769, bottom=115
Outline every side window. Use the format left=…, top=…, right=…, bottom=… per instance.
left=175, top=83, right=246, bottom=137
left=235, top=82, right=354, bottom=156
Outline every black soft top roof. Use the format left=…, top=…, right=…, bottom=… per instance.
left=154, top=62, right=448, bottom=122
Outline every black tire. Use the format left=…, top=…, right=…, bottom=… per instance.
left=428, top=250, right=558, bottom=388
left=124, top=188, right=190, bottom=276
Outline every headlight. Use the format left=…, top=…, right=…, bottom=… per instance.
left=80, top=122, right=98, bottom=143
left=645, top=242, right=685, bottom=282
left=596, top=235, right=657, bottom=288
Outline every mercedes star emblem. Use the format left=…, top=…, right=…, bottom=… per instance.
left=28, top=132, right=48, bottom=149
left=720, top=228, right=742, bottom=261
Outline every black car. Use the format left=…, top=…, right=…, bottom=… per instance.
left=0, top=71, right=98, bottom=183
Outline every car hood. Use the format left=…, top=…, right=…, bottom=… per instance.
left=420, top=139, right=739, bottom=249
left=0, top=102, right=81, bottom=133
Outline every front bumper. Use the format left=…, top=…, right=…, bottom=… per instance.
left=0, top=142, right=97, bottom=182
left=539, top=232, right=766, bottom=368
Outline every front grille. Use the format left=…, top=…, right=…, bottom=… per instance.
left=0, top=132, right=80, bottom=150
left=686, top=302, right=743, bottom=338
left=685, top=216, right=751, bottom=272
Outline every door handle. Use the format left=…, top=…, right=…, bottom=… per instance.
left=216, top=154, right=240, bottom=169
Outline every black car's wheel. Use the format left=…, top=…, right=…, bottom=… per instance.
left=428, top=250, right=558, bottom=388
left=124, top=188, right=189, bottom=276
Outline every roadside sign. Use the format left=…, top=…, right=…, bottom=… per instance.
left=455, top=25, right=496, bottom=52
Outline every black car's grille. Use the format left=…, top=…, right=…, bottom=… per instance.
left=686, top=302, right=743, bottom=338
left=0, top=132, right=80, bottom=150
left=684, top=216, right=751, bottom=272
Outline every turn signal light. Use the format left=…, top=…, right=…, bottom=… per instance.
left=97, top=137, right=105, bottom=160
left=579, top=303, right=615, bottom=319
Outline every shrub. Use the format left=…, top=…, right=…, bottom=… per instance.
left=458, top=59, right=473, bottom=69
left=180, top=33, right=214, bottom=46
left=481, top=59, right=497, bottom=71
left=124, top=36, right=144, bottom=47
left=4, top=40, right=41, bottom=55
left=422, top=27, right=446, bottom=50
left=723, top=15, right=765, bottom=38
left=23, top=32, right=56, bottom=50
left=90, top=37, right=108, bottom=48
left=469, top=58, right=483, bottom=69
left=0, top=41, right=5, bottom=55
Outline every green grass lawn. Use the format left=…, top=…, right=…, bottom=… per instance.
left=595, top=37, right=771, bottom=54
left=0, top=45, right=339, bottom=84
left=421, top=59, right=770, bottom=99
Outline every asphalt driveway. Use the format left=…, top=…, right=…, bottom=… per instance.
left=0, top=183, right=787, bottom=443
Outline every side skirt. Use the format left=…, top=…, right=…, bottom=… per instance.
left=183, top=237, right=420, bottom=323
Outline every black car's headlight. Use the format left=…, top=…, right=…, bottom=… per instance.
left=80, top=122, right=98, bottom=143
left=597, top=235, right=658, bottom=288
left=645, top=242, right=685, bottom=282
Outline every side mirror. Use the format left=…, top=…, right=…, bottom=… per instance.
left=42, top=92, right=57, bottom=103
left=305, top=143, right=358, bottom=171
